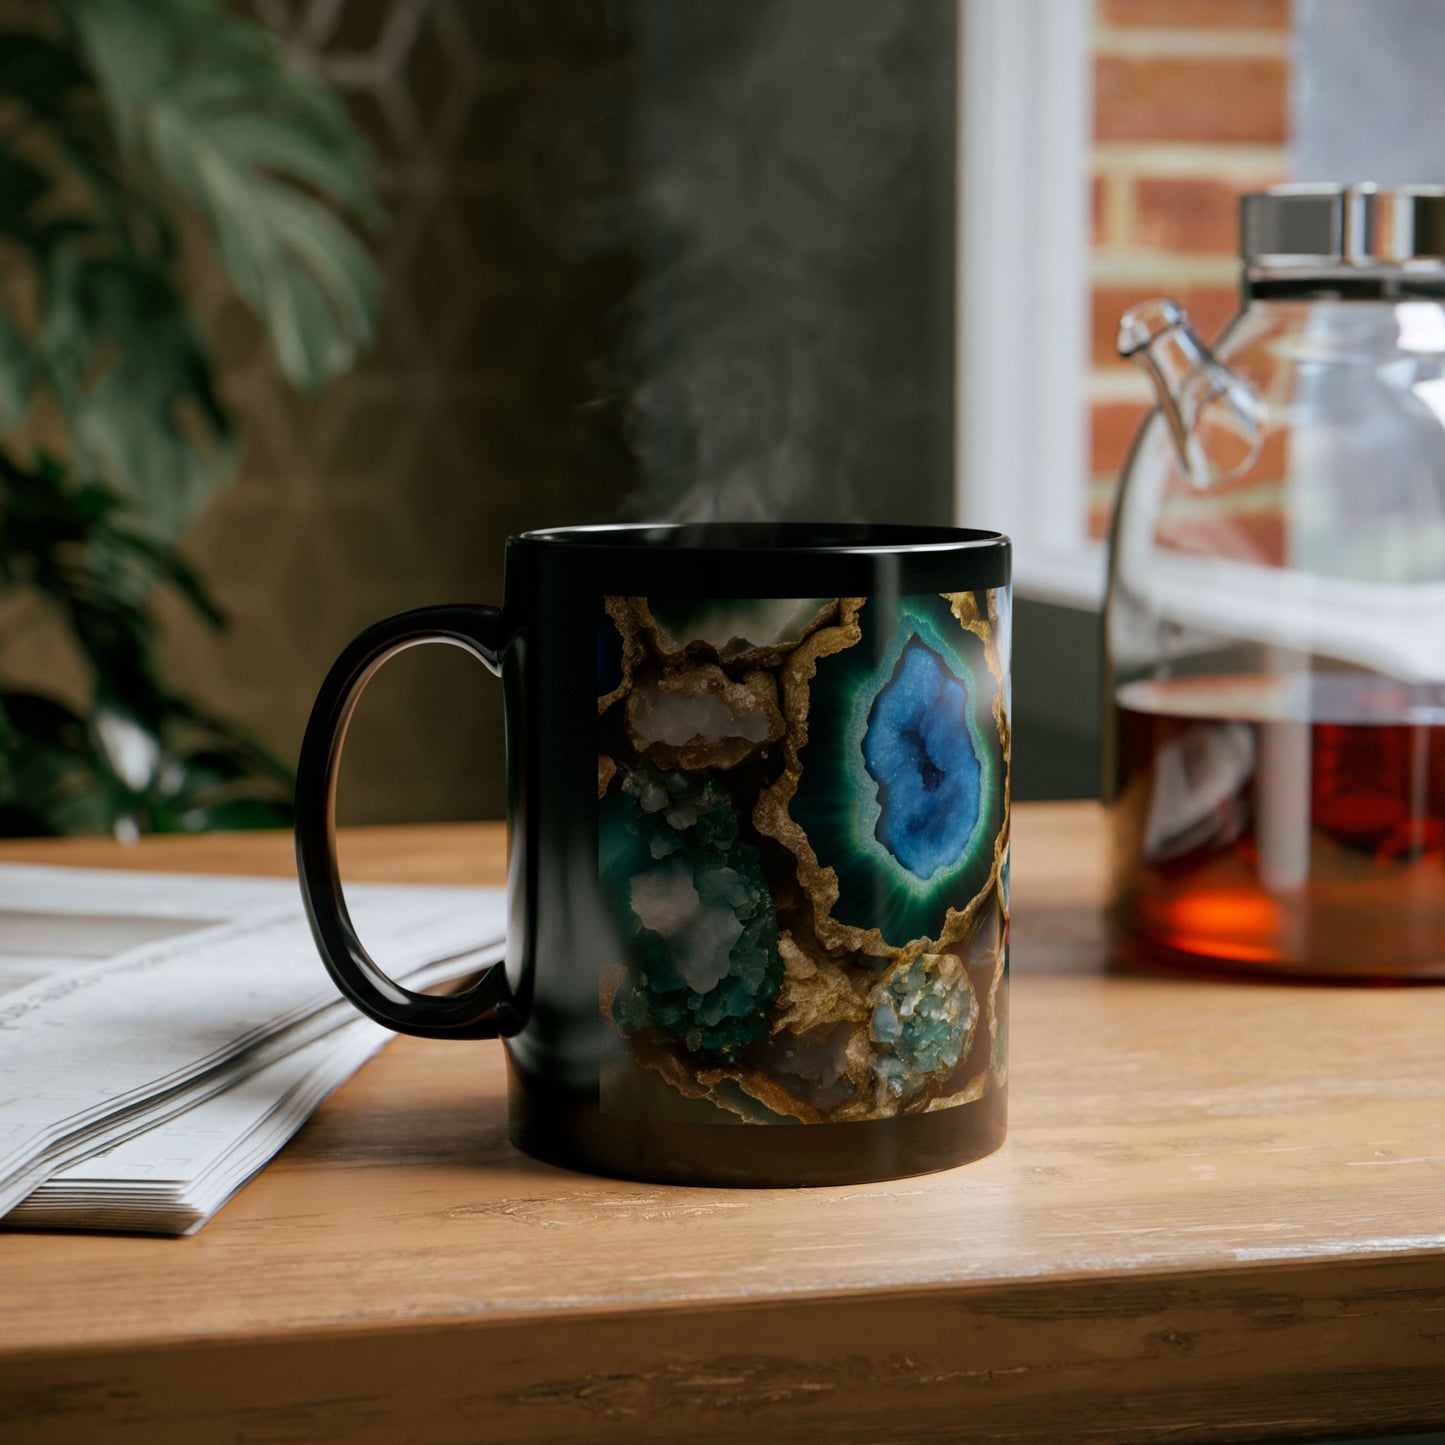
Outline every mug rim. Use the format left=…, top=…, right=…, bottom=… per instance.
left=515, top=522, right=1009, bottom=556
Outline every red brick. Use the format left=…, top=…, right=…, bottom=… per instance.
left=1101, top=0, right=1289, bottom=28
left=1088, top=491, right=1118, bottom=542
left=1090, top=400, right=1152, bottom=477
left=1155, top=508, right=1285, bottom=565
left=1091, top=283, right=1240, bottom=369
left=1223, top=427, right=1288, bottom=490
left=1095, top=55, right=1287, bottom=143
left=1258, top=427, right=1288, bottom=478
left=1134, top=176, right=1255, bottom=255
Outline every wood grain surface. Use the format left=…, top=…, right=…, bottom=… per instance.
left=2, top=804, right=1444, bottom=1443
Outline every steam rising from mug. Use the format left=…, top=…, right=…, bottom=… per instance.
left=557, top=1, right=956, bottom=525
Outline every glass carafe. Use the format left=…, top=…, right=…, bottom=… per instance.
left=1105, top=184, right=1445, bottom=979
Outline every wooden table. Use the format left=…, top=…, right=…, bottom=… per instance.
left=2, top=803, right=1444, bottom=1444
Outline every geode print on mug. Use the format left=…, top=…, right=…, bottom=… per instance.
left=296, top=526, right=1011, bottom=1184
left=596, top=591, right=1010, bottom=1127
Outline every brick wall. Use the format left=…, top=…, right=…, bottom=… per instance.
left=1088, top=0, right=1291, bottom=539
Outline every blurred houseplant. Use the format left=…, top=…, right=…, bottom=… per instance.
left=0, top=0, right=379, bottom=836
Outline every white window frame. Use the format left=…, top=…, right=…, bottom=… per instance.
left=956, top=0, right=1104, bottom=610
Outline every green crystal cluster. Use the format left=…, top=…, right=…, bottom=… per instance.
left=600, top=764, right=782, bottom=1062
left=869, top=957, right=969, bottom=1099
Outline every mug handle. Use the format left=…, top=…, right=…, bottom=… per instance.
left=295, top=605, right=514, bottom=1040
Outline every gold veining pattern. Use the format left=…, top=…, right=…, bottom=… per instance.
left=599, top=591, right=1010, bottom=1124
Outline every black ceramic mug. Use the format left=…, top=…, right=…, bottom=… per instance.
left=296, top=523, right=1011, bottom=1186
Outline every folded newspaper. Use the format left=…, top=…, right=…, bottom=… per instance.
left=0, top=864, right=505, bottom=1235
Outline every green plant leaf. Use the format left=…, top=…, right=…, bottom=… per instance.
left=107, top=524, right=225, bottom=626
left=165, top=697, right=295, bottom=785
left=0, top=315, right=32, bottom=427
left=0, top=452, right=220, bottom=719
left=0, top=33, right=90, bottom=116
left=0, top=31, right=158, bottom=255
left=36, top=247, right=234, bottom=537
left=63, top=0, right=382, bottom=392
left=176, top=797, right=292, bottom=832
left=0, top=0, right=362, bottom=837
left=0, top=148, right=51, bottom=245
left=0, top=676, right=296, bottom=838
left=0, top=690, right=115, bottom=836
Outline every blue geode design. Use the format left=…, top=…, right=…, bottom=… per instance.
left=790, top=594, right=1003, bottom=945
left=599, top=764, right=783, bottom=1062
left=862, top=639, right=982, bottom=880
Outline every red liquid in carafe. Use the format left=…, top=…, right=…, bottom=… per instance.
left=1110, top=675, right=1445, bottom=978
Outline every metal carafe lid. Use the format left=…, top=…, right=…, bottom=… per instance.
left=1241, top=184, right=1445, bottom=269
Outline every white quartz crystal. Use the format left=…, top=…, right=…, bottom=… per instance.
left=628, top=859, right=743, bottom=992
left=630, top=687, right=772, bottom=746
